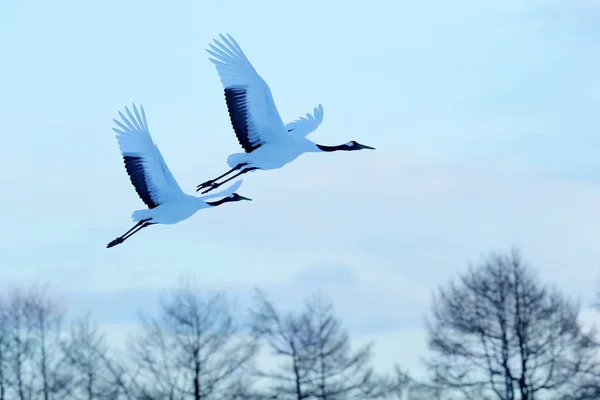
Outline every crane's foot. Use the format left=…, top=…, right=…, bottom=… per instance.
left=196, top=179, right=216, bottom=192
left=107, top=237, right=124, bottom=248
left=201, top=182, right=221, bottom=194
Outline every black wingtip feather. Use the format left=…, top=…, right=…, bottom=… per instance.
left=123, top=155, right=158, bottom=209
left=224, top=87, right=261, bottom=153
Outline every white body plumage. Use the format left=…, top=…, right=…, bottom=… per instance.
left=131, top=196, right=211, bottom=225
left=226, top=138, right=320, bottom=170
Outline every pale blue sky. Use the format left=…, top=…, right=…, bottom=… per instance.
left=1, top=0, right=600, bottom=376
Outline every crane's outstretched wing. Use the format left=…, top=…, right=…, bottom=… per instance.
left=207, top=34, right=289, bottom=153
left=285, top=104, right=324, bottom=138
left=112, top=104, right=184, bottom=208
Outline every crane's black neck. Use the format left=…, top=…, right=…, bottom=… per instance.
left=316, top=144, right=349, bottom=152
left=206, top=197, right=232, bottom=207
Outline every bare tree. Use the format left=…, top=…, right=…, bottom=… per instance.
left=0, top=295, right=7, bottom=400
left=384, top=366, right=422, bottom=400
left=425, top=249, right=600, bottom=400
left=222, top=374, right=278, bottom=400
left=26, top=288, right=71, bottom=400
left=304, top=293, right=384, bottom=399
left=4, top=288, right=38, bottom=400
left=62, top=314, right=131, bottom=400
left=384, top=366, right=448, bottom=400
left=251, top=290, right=384, bottom=400
left=570, top=282, right=600, bottom=400
left=128, top=284, right=259, bottom=400
left=251, top=289, right=316, bottom=400
left=1, top=287, right=72, bottom=400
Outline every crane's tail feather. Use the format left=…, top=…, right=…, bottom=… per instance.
left=226, top=153, right=247, bottom=169
left=131, top=209, right=152, bottom=222
left=198, top=180, right=244, bottom=200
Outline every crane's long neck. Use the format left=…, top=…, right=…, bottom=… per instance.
left=316, top=144, right=348, bottom=152
left=206, top=197, right=232, bottom=207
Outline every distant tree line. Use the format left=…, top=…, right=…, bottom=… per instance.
left=0, top=284, right=389, bottom=400
left=0, top=249, right=599, bottom=399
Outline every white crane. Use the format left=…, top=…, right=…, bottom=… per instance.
left=196, top=34, right=375, bottom=194
left=107, top=104, right=251, bottom=248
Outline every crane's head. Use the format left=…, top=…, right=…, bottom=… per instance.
left=228, top=193, right=252, bottom=202
left=344, top=140, right=375, bottom=151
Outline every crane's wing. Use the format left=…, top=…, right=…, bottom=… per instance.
left=112, top=104, right=185, bottom=208
left=207, top=34, right=289, bottom=153
left=285, top=104, right=324, bottom=138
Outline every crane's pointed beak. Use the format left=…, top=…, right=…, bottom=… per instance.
left=360, top=144, right=375, bottom=150
left=238, top=195, right=252, bottom=201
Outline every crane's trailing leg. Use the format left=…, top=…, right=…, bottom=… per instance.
left=196, top=163, right=247, bottom=192
left=200, top=167, right=258, bottom=194
left=107, top=219, right=155, bottom=248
